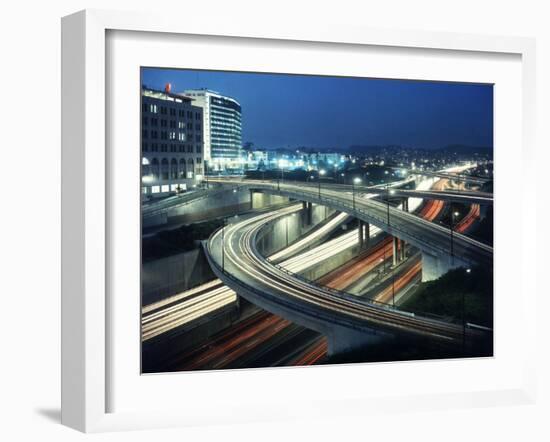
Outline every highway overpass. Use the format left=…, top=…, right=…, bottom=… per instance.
left=204, top=207, right=489, bottom=355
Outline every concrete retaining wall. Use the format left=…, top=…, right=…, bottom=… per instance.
left=142, top=247, right=216, bottom=306
left=256, top=204, right=336, bottom=257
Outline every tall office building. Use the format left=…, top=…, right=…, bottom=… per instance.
left=182, top=89, right=242, bottom=171
left=141, top=85, right=204, bottom=196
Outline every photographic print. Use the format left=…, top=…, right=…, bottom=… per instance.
left=140, top=68, right=493, bottom=373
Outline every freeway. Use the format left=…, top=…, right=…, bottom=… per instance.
left=208, top=177, right=492, bottom=267
left=142, top=175, right=454, bottom=342
left=205, top=207, right=485, bottom=345
left=142, top=185, right=241, bottom=219
left=142, top=206, right=348, bottom=341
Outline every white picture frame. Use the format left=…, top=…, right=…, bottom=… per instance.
left=61, top=9, right=537, bottom=433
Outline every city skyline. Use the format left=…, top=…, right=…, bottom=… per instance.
left=142, top=68, right=494, bottom=151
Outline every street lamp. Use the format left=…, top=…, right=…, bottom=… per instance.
left=352, top=177, right=361, bottom=210
left=386, top=184, right=391, bottom=226
left=318, top=169, right=326, bottom=199
left=450, top=208, right=460, bottom=260
left=221, top=217, right=226, bottom=272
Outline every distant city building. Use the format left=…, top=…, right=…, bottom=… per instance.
left=243, top=150, right=269, bottom=170
left=141, top=85, right=204, bottom=196
left=301, top=152, right=346, bottom=171
left=182, top=89, right=242, bottom=171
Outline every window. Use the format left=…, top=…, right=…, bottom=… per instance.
left=142, top=116, right=148, bottom=126
left=161, top=158, right=169, bottom=180
left=178, top=132, right=186, bottom=142
left=195, top=112, right=201, bottom=120
left=161, top=131, right=167, bottom=140
left=151, top=143, right=159, bottom=152
left=169, top=131, right=176, bottom=140
left=151, top=130, right=158, bottom=139
left=160, top=106, right=167, bottom=115
left=169, top=120, right=176, bottom=129
left=179, top=158, right=186, bottom=178
left=161, top=144, right=168, bottom=152
left=178, top=110, right=184, bottom=118
left=170, top=145, right=176, bottom=153
left=187, top=111, right=193, bottom=118
left=149, top=104, right=158, bottom=113
left=161, top=119, right=167, bottom=127
left=142, top=143, right=148, bottom=152
left=187, top=122, right=193, bottom=130
left=142, top=129, right=148, bottom=139
left=195, top=145, right=202, bottom=153
left=197, top=158, right=202, bottom=164
left=178, top=121, right=185, bottom=129
left=169, top=108, right=176, bottom=116
left=179, top=145, right=184, bottom=153
left=151, top=118, right=158, bottom=126
left=171, top=158, right=178, bottom=179
left=187, top=145, right=193, bottom=153
left=142, top=103, right=147, bottom=113
left=151, top=158, right=159, bottom=180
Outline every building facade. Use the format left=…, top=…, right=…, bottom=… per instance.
left=141, top=86, right=204, bottom=196
left=182, top=89, right=242, bottom=172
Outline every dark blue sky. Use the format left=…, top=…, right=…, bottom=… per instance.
left=142, top=68, right=493, bottom=151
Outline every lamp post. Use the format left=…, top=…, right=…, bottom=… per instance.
left=450, top=206, right=460, bottom=261
left=285, top=215, right=289, bottom=246
left=352, top=177, right=361, bottom=210
left=318, top=169, right=326, bottom=199
left=340, top=172, right=345, bottom=185
left=221, top=217, right=226, bottom=272
left=386, top=184, right=391, bottom=226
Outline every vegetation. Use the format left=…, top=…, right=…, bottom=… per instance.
left=400, top=266, right=493, bottom=327
left=470, top=206, right=493, bottom=245
left=142, top=219, right=224, bottom=262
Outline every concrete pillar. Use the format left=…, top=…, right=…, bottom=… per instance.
left=306, top=202, right=313, bottom=226
left=358, top=220, right=364, bottom=250
left=421, top=251, right=465, bottom=282
left=392, top=237, right=399, bottom=266
left=402, top=198, right=409, bottom=212
left=249, top=189, right=254, bottom=210
left=400, top=239, right=406, bottom=261
left=364, top=222, right=370, bottom=249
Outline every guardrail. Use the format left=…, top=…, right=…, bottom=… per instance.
left=142, top=185, right=243, bottom=219
left=249, top=183, right=491, bottom=264
left=248, top=215, right=459, bottom=325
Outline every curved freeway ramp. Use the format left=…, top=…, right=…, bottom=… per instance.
left=209, top=179, right=493, bottom=268
left=204, top=207, right=488, bottom=355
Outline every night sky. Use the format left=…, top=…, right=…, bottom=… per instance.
left=142, top=68, right=493, bottom=151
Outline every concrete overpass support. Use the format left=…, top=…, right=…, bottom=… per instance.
left=302, top=201, right=312, bottom=226
left=357, top=220, right=370, bottom=250
left=326, top=326, right=392, bottom=356
left=421, top=251, right=468, bottom=282
left=402, top=197, right=409, bottom=212
left=392, top=237, right=399, bottom=266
